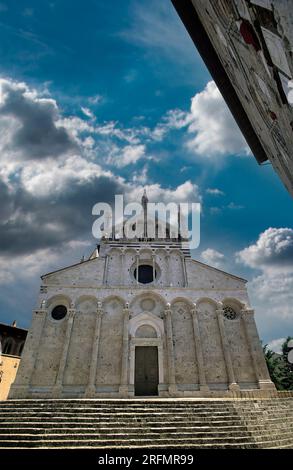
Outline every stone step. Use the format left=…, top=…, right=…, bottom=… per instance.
left=0, top=413, right=291, bottom=423
left=0, top=414, right=291, bottom=425
left=0, top=433, right=277, bottom=443
left=2, top=399, right=293, bottom=406
left=1, top=435, right=292, bottom=448
left=0, top=402, right=244, bottom=408
left=2, top=401, right=292, bottom=410
left=1, top=409, right=244, bottom=417
left=1, top=398, right=292, bottom=449
left=0, top=428, right=289, bottom=440
left=0, top=422, right=252, bottom=430
left=0, top=423, right=290, bottom=434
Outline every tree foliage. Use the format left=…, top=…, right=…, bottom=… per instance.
left=263, top=337, right=293, bottom=390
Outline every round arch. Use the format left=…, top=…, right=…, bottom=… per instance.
left=129, top=291, right=168, bottom=309
left=75, top=295, right=99, bottom=309
left=195, top=297, right=218, bottom=309
left=221, top=297, right=246, bottom=312
left=170, top=296, right=194, bottom=309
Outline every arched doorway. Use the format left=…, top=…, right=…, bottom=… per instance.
left=129, top=313, right=164, bottom=397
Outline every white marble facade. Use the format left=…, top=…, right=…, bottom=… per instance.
left=10, top=234, right=275, bottom=398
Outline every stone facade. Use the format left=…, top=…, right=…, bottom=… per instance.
left=172, top=0, right=293, bottom=196
left=9, top=231, right=275, bottom=399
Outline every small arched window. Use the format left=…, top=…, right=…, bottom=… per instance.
left=3, top=338, right=14, bottom=355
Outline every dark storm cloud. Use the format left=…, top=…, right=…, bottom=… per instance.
left=0, top=175, right=124, bottom=256
left=0, top=79, right=76, bottom=159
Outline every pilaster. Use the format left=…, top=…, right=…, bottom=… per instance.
left=85, top=303, right=103, bottom=397
left=191, top=307, right=209, bottom=392
left=119, top=303, right=130, bottom=396
left=216, top=307, right=240, bottom=391
left=164, top=305, right=177, bottom=395
left=52, top=307, right=76, bottom=398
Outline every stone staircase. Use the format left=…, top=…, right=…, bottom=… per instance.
left=0, top=398, right=293, bottom=449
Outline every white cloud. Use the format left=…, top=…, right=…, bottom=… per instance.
left=201, top=248, right=225, bottom=268
left=127, top=180, right=200, bottom=205
left=267, top=338, right=286, bottom=354
left=131, top=165, right=148, bottom=184
left=20, top=154, right=113, bottom=197
left=108, top=144, right=146, bottom=168
left=0, top=248, right=59, bottom=285
left=236, top=228, right=293, bottom=273
left=206, top=188, right=225, bottom=196
left=88, top=94, right=103, bottom=105
left=249, top=272, right=293, bottom=319
left=186, top=81, right=249, bottom=157
left=81, top=107, right=95, bottom=119
left=236, top=228, right=293, bottom=342
left=227, top=202, right=244, bottom=210
left=148, top=81, right=249, bottom=159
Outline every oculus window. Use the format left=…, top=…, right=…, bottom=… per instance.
left=51, top=305, right=67, bottom=320
left=134, top=264, right=156, bottom=284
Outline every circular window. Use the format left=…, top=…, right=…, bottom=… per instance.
left=51, top=305, right=67, bottom=320
left=134, top=264, right=156, bottom=284
left=223, top=306, right=237, bottom=320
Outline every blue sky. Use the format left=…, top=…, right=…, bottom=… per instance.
left=0, top=0, right=292, bottom=352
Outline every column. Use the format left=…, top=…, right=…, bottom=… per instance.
left=120, top=251, right=125, bottom=285
left=52, top=307, right=76, bottom=397
left=119, top=304, right=130, bottom=396
left=152, top=253, right=156, bottom=285
left=191, top=308, right=209, bottom=392
left=85, top=304, right=103, bottom=397
left=164, top=305, right=177, bottom=395
left=241, top=308, right=275, bottom=390
left=183, top=258, right=188, bottom=287
left=103, top=255, right=109, bottom=285
left=165, top=254, right=170, bottom=287
left=216, top=307, right=240, bottom=391
left=136, top=253, right=139, bottom=285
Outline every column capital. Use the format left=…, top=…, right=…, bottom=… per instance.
left=164, top=304, right=172, bottom=317
left=68, top=309, right=76, bottom=321
left=123, top=302, right=130, bottom=315
left=216, top=308, right=225, bottom=316
left=241, top=308, right=255, bottom=316
left=33, top=309, right=47, bottom=316
left=191, top=306, right=198, bottom=316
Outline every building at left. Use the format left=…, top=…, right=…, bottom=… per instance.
left=0, top=322, right=28, bottom=400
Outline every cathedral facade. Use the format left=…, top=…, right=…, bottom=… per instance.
left=10, top=200, right=275, bottom=398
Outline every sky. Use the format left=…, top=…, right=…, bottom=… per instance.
left=0, top=0, right=292, bottom=352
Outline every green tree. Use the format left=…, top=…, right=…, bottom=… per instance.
left=263, top=337, right=293, bottom=391
left=281, top=336, right=293, bottom=390
left=263, top=345, right=285, bottom=390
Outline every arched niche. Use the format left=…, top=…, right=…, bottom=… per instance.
left=135, top=325, right=157, bottom=338
left=75, top=295, right=99, bottom=314
left=130, top=291, right=167, bottom=318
